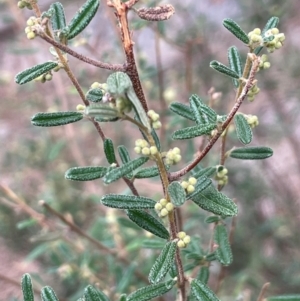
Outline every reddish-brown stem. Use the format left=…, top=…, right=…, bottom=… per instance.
left=169, top=55, right=260, bottom=181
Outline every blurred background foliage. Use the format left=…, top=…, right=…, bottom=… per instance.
left=0, top=0, right=300, bottom=300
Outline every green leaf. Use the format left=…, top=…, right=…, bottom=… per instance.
left=189, top=95, right=217, bottom=124
left=65, top=166, right=107, bottom=181
left=192, top=166, right=217, bottom=179
left=17, top=218, right=37, bottom=229
left=170, top=102, right=195, bottom=121
left=234, top=114, right=252, bottom=145
left=262, top=16, right=279, bottom=35
left=104, top=139, right=116, bottom=164
left=267, top=296, right=300, bottom=301
left=103, top=156, right=148, bottom=184
left=22, top=274, right=34, bottom=301
left=210, top=60, right=240, bottom=79
left=230, top=146, right=273, bottom=160
left=50, top=2, right=66, bottom=31
left=85, top=104, right=119, bottom=120
left=86, top=88, right=104, bottom=102
left=127, top=279, right=176, bottom=301
left=192, top=185, right=238, bottom=217
left=172, top=124, right=216, bottom=140
left=127, top=210, right=169, bottom=239
left=223, top=18, right=250, bottom=44
left=41, top=286, right=59, bottom=301
left=206, top=252, right=216, bottom=262
left=142, top=239, right=166, bottom=249
left=84, top=285, right=110, bottom=301
left=168, top=181, right=186, bottom=207
left=101, top=194, right=156, bottom=209
left=65, top=0, right=100, bottom=40
left=228, top=46, right=242, bottom=88
left=187, top=176, right=212, bottom=200
left=134, top=166, right=160, bottom=179
left=214, top=224, right=233, bottom=266
left=205, top=216, right=220, bottom=224
left=15, top=62, right=58, bottom=85
left=191, top=279, right=220, bottom=301
left=31, top=111, right=83, bottom=127
left=118, top=145, right=133, bottom=178
left=197, top=266, right=209, bottom=284
left=116, top=263, right=136, bottom=293
left=148, top=241, right=177, bottom=284
left=119, top=295, right=126, bottom=301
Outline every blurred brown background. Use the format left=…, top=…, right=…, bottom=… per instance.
left=0, top=0, right=300, bottom=300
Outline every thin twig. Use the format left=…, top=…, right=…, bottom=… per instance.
left=169, top=55, right=260, bottom=181
left=256, top=282, right=271, bottom=301
left=38, top=33, right=125, bottom=71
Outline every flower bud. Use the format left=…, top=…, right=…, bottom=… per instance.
left=155, top=203, right=163, bottom=211
left=165, top=203, right=174, bottom=212
left=150, top=146, right=158, bottom=155
left=177, top=231, right=186, bottom=239
left=27, top=31, right=36, bottom=40
left=160, top=208, right=169, bottom=217
left=188, top=177, right=197, bottom=185
left=186, top=185, right=195, bottom=194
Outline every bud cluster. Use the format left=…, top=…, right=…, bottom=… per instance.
left=110, top=97, right=132, bottom=114
left=25, top=17, right=39, bottom=40
left=134, top=139, right=158, bottom=157
left=154, top=198, right=174, bottom=218
left=245, top=114, right=259, bottom=128
left=165, top=147, right=181, bottom=165
left=247, top=83, right=260, bottom=102
left=147, top=110, right=162, bottom=130
left=264, top=28, right=285, bottom=53
left=18, top=0, right=34, bottom=10
left=34, top=72, right=53, bottom=83
left=215, top=165, right=228, bottom=186
left=248, top=28, right=263, bottom=48
left=258, top=54, right=271, bottom=70
left=181, top=177, right=197, bottom=194
left=176, top=231, right=191, bottom=248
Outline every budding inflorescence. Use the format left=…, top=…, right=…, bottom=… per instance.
left=134, top=139, right=158, bottom=157
left=181, top=177, right=197, bottom=194
left=248, top=28, right=263, bottom=48
left=247, top=82, right=260, bottom=102
left=245, top=114, right=259, bottom=128
left=147, top=110, right=162, bottom=130
left=165, top=147, right=181, bottom=165
left=264, top=28, right=285, bottom=53
left=176, top=232, right=191, bottom=248
left=18, top=0, right=34, bottom=10
left=24, top=16, right=40, bottom=40
left=258, top=54, right=271, bottom=70
left=110, top=97, right=132, bottom=114
left=215, top=165, right=228, bottom=186
left=34, top=72, right=53, bottom=83
left=155, top=198, right=174, bottom=218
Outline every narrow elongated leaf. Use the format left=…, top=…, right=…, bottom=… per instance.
left=66, top=0, right=100, bottom=40
left=142, top=239, right=166, bottom=249
left=189, top=95, right=217, bottom=124
left=210, top=60, right=240, bottom=79
left=234, top=114, right=252, bottom=145
left=214, top=224, right=233, bottom=266
left=86, top=88, right=104, bottom=102
left=168, top=181, right=186, bottom=207
left=191, top=279, right=220, bottom=301
left=205, top=216, right=220, bottom=224
left=15, top=62, right=58, bottom=85
left=151, top=129, right=161, bottom=151
left=192, top=186, right=238, bottom=216
left=101, top=194, right=156, bottom=209
left=187, top=176, right=212, bottom=200
left=197, top=266, right=209, bottom=284
left=268, top=296, right=300, bottom=301
left=148, top=241, right=177, bottom=284
left=228, top=46, right=242, bottom=88
left=118, top=145, right=133, bottom=178
left=31, top=111, right=83, bottom=127
left=192, top=166, right=217, bottom=179
left=85, top=104, right=119, bottom=120
left=41, top=286, right=59, bottom=301
left=172, top=124, right=216, bottom=140
left=84, top=285, right=110, bottom=301
left=223, top=18, right=250, bottom=44
left=169, top=102, right=195, bottom=121
left=22, top=274, right=34, bottom=301
left=134, top=166, right=160, bottom=179
left=262, top=16, right=279, bottom=35
left=127, top=279, right=176, bottom=301
left=116, top=263, right=136, bottom=293
left=104, top=139, right=116, bottom=164
left=126, top=210, right=169, bottom=239
left=230, top=146, right=273, bottom=160
left=190, top=95, right=205, bottom=125
left=65, top=166, right=107, bottom=181
left=103, top=156, right=148, bottom=184
left=50, top=2, right=66, bottom=31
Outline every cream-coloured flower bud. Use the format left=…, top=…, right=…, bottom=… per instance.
left=141, top=140, right=149, bottom=148
left=181, top=181, right=189, bottom=189
left=147, top=110, right=155, bottom=117
left=173, top=154, right=181, bottom=163
left=188, top=177, right=197, bottom=185
left=91, top=82, right=100, bottom=89
left=186, top=185, right=195, bottom=194
left=165, top=203, right=174, bottom=212
left=271, top=28, right=279, bottom=35
left=160, top=208, right=169, bottom=217
left=218, top=180, right=225, bottom=186
left=134, top=146, right=141, bottom=154
left=177, top=232, right=186, bottom=239
left=160, top=198, right=168, bottom=206
left=177, top=240, right=186, bottom=248
left=26, top=18, right=35, bottom=26
left=155, top=203, right=163, bottom=211
left=45, top=74, right=52, bottom=81
left=275, top=41, right=282, bottom=49
left=18, top=1, right=26, bottom=8
left=151, top=113, right=160, bottom=122
left=163, top=87, right=176, bottom=103
left=76, top=104, right=85, bottom=111
left=135, top=139, right=143, bottom=147
left=263, top=62, right=271, bottom=69
left=25, top=26, right=32, bottom=34
left=142, top=147, right=150, bottom=156
left=153, top=121, right=162, bottom=130
left=27, top=31, right=36, bottom=39
left=173, top=147, right=180, bottom=154
left=277, top=33, right=285, bottom=42
left=150, top=146, right=158, bottom=155
left=253, top=28, right=261, bottom=35
left=183, top=235, right=191, bottom=244
left=261, top=54, right=268, bottom=62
